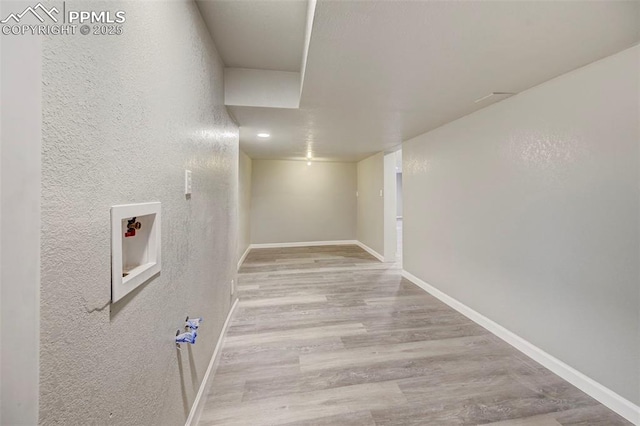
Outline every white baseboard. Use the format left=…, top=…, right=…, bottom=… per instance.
left=355, top=241, right=385, bottom=262
left=248, top=240, right=387, bottom=264
left=237, top=246, right=250, bottom=270
left=250, top=240, right=358, bottom=249
left=401, top=270, right=640, bottom=426
left=185, top=298, right=239, bottom=426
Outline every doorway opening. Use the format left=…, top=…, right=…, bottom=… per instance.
left=383, top=149, right=402, bottom=265
left=396, top=153, right=403, bottom=264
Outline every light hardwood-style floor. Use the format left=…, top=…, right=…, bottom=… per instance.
left=198, top=245, right=630, bottom=426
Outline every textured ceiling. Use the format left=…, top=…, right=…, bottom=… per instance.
left=196, top=0, right=307, bottom=72
left=214, top=0, right=640, bottom=162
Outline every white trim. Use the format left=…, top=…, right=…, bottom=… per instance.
left=250, top=240, right=358, bottom=249
left=237, top=246, right=250, bottom=270
left=247, top=240, right=387, bottom=264
left=110, top=202, right=162, bottom=303
left=355, top=241, right=385, bottom=262
left=185, top=298, right=239, bottom=426
left=401, top=270, right=640, bottom=425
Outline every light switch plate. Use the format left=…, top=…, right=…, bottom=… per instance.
left=185, top=170, right=192, bottom=195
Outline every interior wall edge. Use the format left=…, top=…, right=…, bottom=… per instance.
left=0, top=13, right=42, bottom=425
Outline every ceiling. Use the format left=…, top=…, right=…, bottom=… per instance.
left=197, top=0, right=307, bottom=72
left=199, top=0, right=640, bottom=162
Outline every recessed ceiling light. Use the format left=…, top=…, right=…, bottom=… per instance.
left=257, top=133, right=270, bottom=138
left=307, top=161, right=312, bottom=166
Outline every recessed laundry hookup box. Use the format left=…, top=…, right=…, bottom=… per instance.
left=111, top=202, right=161, bottom=303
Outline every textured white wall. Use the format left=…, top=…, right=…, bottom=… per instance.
left=0, top=16, right=41, bottom=425
left=238, top=151, right=252, bottom=263
left=357, top=153, right=384, bottom=255
left=250, top=160, right=356, bottom=244
left=404, top=45, right=639, bottom=404
left=40, top=1, right=238, bottom=425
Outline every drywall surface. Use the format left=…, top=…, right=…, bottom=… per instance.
left=224, top=68, right=300, bottom=108
left=250, top=160, right=356, bottom=244
left=403, top=45, right=640, bottom=404
left=357, top=153, right=384, bottom=255
left=40, top=2, right=238, bottom=425
left=238, top=151, right=252, bottom=262
left=0, top=16, right=41, bottom=425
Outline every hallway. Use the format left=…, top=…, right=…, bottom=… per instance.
left=198, top=246, right=629, bottom=426
left=2, top=1, right=639, bottom=424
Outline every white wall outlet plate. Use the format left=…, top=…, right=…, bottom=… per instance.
left=111, top=202, right=161, bottom=303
